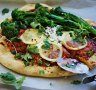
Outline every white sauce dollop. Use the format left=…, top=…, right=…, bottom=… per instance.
left=45, top=27, right=61, bottom=42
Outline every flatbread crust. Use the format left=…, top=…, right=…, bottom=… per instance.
left=0, top=4, right=96, bottom=77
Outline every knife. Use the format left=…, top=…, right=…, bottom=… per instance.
left=82, top=75, right=96, bottom=84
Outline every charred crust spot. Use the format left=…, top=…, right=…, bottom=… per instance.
left=0, top=42, right=5, bottom=46
left=51, top=71, right=53, bottom=73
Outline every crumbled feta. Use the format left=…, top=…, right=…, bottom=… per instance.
left=45, top=27, right=61, bottom=42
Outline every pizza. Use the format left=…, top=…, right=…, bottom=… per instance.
left=0, top=3, right=96, bottom=77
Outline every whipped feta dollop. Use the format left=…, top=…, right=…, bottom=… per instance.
left=45, top=27, right=61, bottom=42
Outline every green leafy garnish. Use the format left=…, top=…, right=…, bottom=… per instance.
left=56, top=25, right=63, bottom=36
left=38, top=60, right=43, bottom=65
left=0, top=72, right=26, bottom=90
left=21, top=53, right=32, bottom=61
left=0, top=72, right=16, bottom=83
left=23, top=61, right=29, bottom=66
left=21, top=53, right=32, bottom=66
left=87, top=50, right=94, bottom=57
left=71, top=80, right=81, bottom=85
left=13, top=76, right=25, bottom=90
left=56, top=30, right=63, bottom=36
left=14, top=53, right=33, bottom=66
left=2, top=8, right=9, bottom=15
left=27, top=45, right=39, bottom=54
left=42, top=40, right=50, bottom=50
left=14, top=53, right=22, bottom=60
left=11, top=50, right=16, bottom=54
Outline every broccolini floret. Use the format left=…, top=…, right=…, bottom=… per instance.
left=12, top=9, right=34, bottom=21
left=1, top=20, right=19, bottom=39
left=12, top=9, right=34, bottom=27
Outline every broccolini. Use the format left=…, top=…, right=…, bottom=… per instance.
left=1, top=20, right=19, bottom=39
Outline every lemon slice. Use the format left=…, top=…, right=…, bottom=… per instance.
left=20, top=29, right=45, bottom=44
left=61, top=31, right=87, bottom=50
left=39, top=42, right=62, bottom=62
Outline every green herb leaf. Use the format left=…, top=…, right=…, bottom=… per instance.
left=14, top=53, right=22, bottom=60
left=11, top=50, right=16, bottom=54
left=13, top=76, right=26, bottom=90
left=23, top=61, right=29, bottom=66
left=21, top=53, right=32, bottom=61
left=0, top=72, right=16, bottom=83
left=42, top=40, right=50, bottom=50
left=2, top=8, right=9, bottom=15
left=0, top=72, right=26, bottom=90
left=87, top=50, right=94, bottom=57
left=56, top=30, right=63, bottom=36
left=38, top=25, right=45, bottom=33
left=38, top=60, right=43, bottom=65
left=56, top=25, right=63, bottom=36
left=27, top=45, right=39, bottom=54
